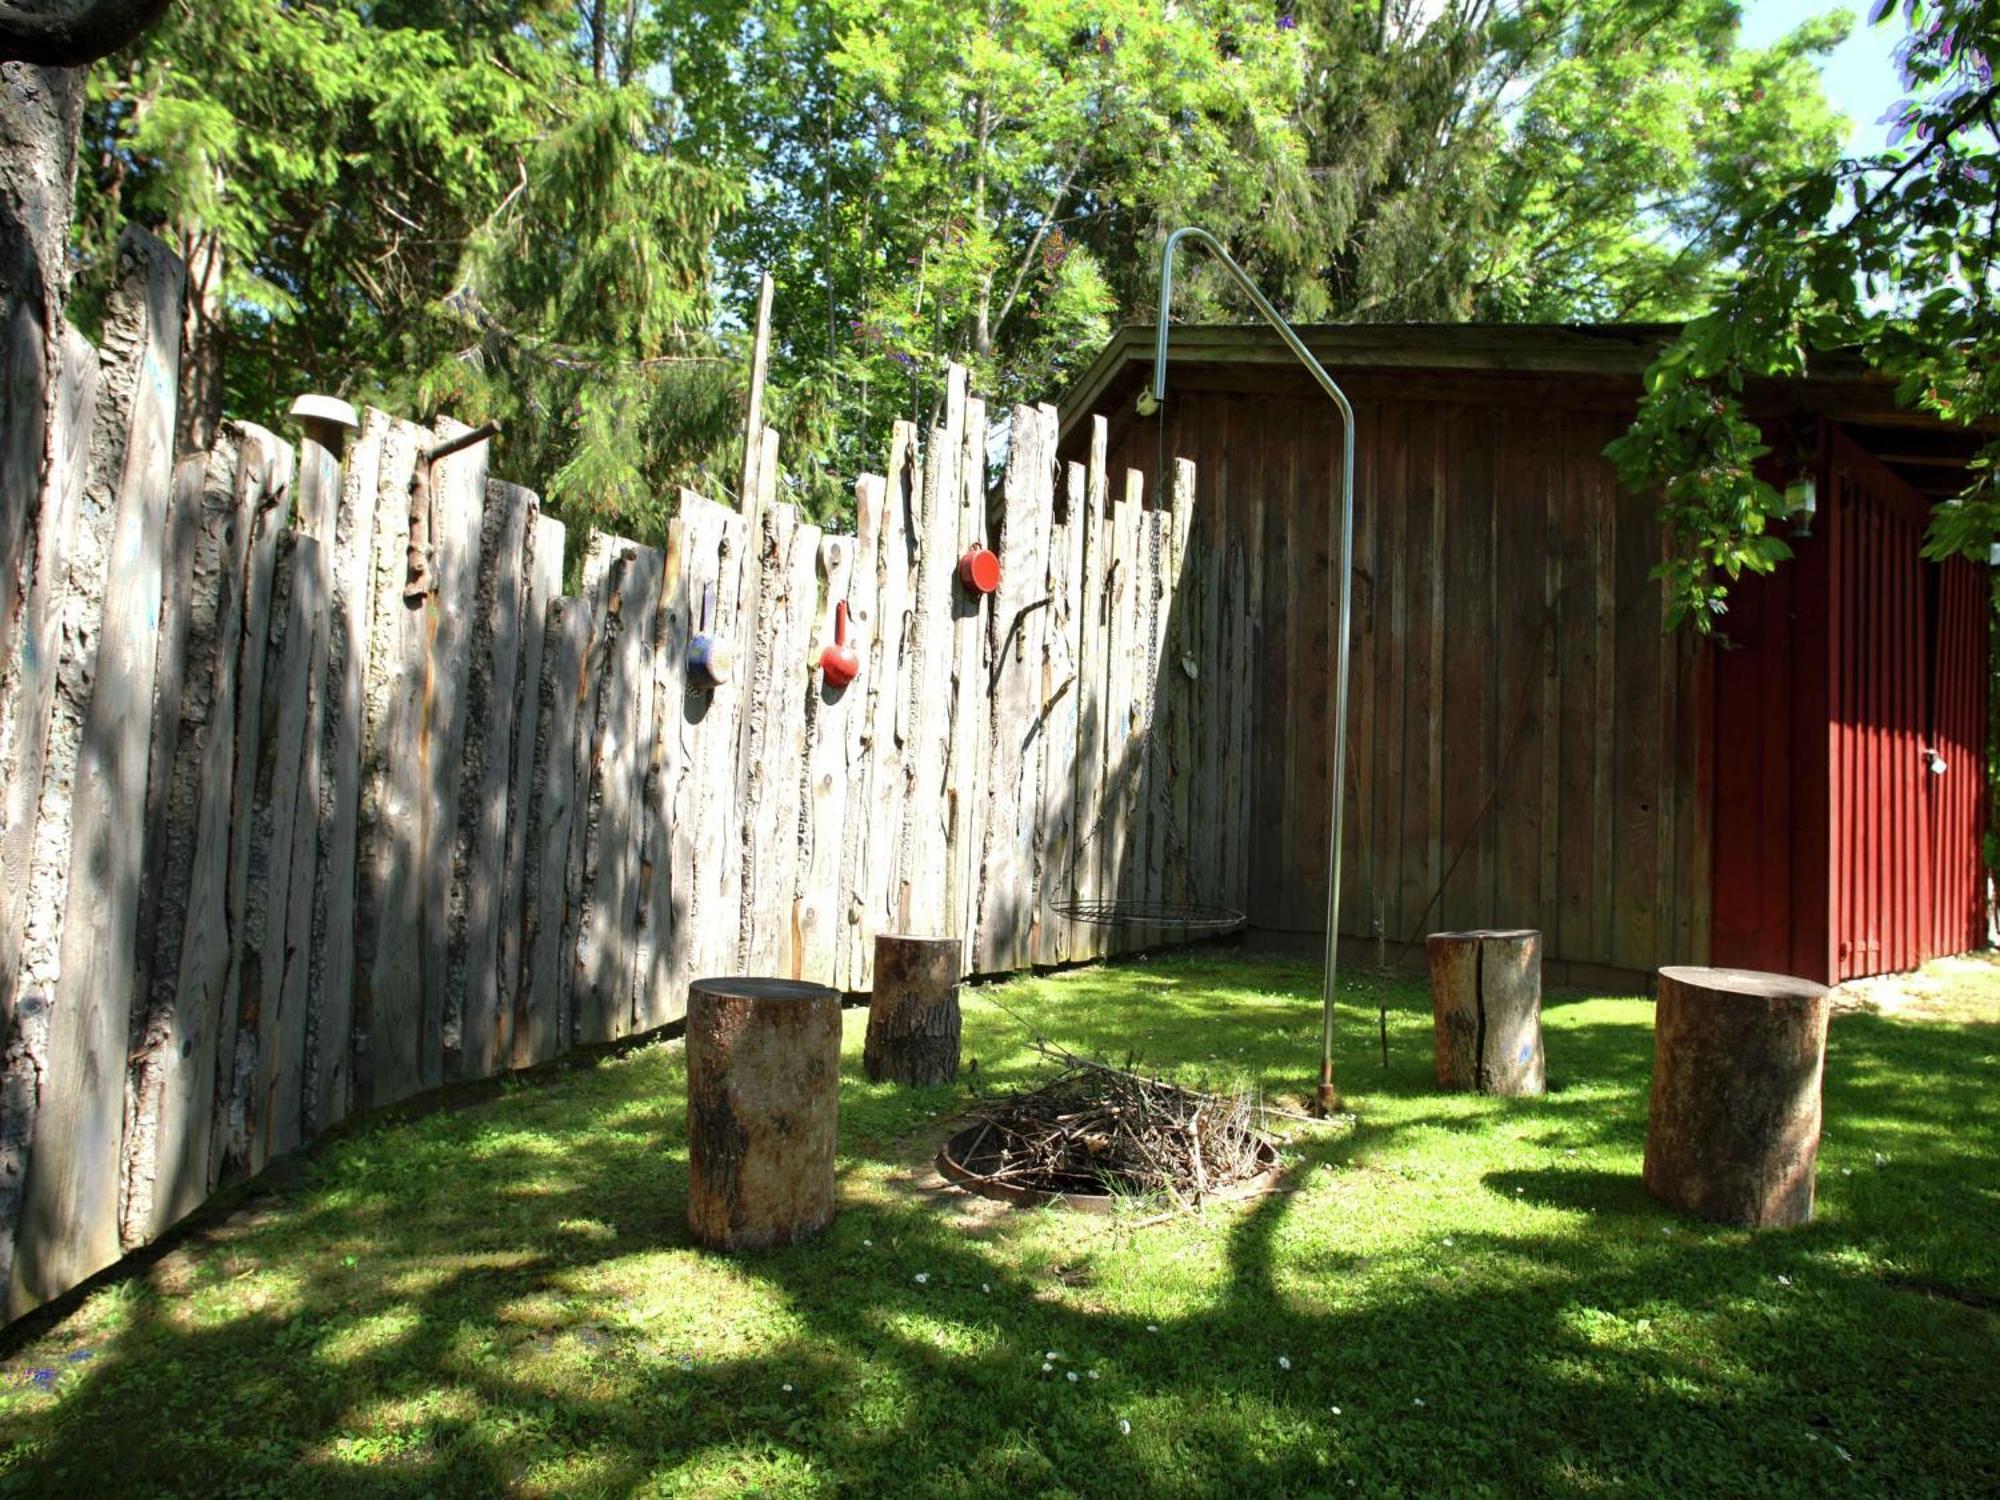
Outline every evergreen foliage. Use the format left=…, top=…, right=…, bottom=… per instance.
left=77, top=0, right=1852, bottom=542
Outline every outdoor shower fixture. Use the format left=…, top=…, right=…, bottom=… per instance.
left=1147, top=226, right=1358, bottom=1117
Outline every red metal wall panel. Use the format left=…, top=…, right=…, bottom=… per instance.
left=1714, top=427, right=1987, bottom=984
left=1825, top=429, right=1986, bottom=981
left=1928, top=556, right=1988, bottom=957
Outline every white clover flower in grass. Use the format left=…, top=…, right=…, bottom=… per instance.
left=1329, top=1406, right=1342, bottom=1415
left=913, top=1272, right=929, bottom=1285
left=1777, top=1274, right=1792, bottom=1287
left=1278, top=1355, right=1291, bottom=1370
left=1067, top=1370, right=1079, bottom=1383
left=863, top=1238, right=873, bottom=1247
left=1042, top=1362, right=1053, bottom=1373
left=981, top=1283, right=991, bottom=1294
left=1046, top=1351, right=1060, bottom=1360
left=782, top=1383, right=793, bottom=1392
left=1413, top=1397, right=1426, bottom=1407
left=1118, top=1419, right=1132, bottom=1436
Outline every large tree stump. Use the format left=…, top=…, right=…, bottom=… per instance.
left=685, top=977, right=840, bottom=1251
left=1425, top=929, right=1545, bottom=1095
left=864, top=935, right=962, bottom=1085
left=1643, top=966, right=1829, bottom=1228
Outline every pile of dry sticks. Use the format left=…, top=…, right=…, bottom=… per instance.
left=959, top=1043, right=1273, bottom=1204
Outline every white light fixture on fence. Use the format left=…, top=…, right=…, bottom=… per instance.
left=1785, top=471, right=1817, bottom=537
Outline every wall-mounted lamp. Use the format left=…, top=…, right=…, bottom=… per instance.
left=1784, top=471, right=1817, bottom=537
left=1922, top=746, right=1948, bottom=776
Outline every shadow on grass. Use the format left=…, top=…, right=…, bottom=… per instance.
left=0, top=953, right=1993, bottom=1497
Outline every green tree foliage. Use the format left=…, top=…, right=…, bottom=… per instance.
left=1610, top=0, right=1997, bottom=628
left=76, top=0, right=744, bottom=538
left=721, top=0, right=1310, bottom=502
left=1245, top=0, right=1847, bottom=323
left=75, top=0, right=1849, bottom=542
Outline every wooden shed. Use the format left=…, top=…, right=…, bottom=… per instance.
left=1056, top=323, right=1991, bottom=986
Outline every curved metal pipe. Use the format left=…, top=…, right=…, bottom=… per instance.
left=1149, top=226, right=1356, bottom=1115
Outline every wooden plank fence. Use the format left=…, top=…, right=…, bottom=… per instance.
left=0, top=233, right=1247, bottom=1321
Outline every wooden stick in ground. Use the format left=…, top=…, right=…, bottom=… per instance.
left=864, top=934, right=963, bottom=1085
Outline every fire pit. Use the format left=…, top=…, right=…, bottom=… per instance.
left=935, top=1061, right=1282, bottom=1213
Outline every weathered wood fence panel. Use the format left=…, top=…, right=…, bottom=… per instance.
left=0, top=287, right=1219, bottom=1320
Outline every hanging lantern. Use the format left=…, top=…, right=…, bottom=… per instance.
left=1785, top=471, right=1817, bottom=537
left=819, top=600, right=861, bottom=688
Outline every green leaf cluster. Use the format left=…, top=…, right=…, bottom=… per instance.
left=1613, top=0, right=2000, bottom=628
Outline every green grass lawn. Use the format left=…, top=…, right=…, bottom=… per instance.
left=1, top=950, right=1995, bottom=1498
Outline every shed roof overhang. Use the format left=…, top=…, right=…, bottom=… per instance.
left=1056, top=322, right=1993, bottom=502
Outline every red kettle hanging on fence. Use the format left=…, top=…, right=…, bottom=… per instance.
left=819, top=600, right=860, bottom=688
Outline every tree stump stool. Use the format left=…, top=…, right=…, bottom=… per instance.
left=685, top=977, right=840, bottom=1251
left=1425, top=929, right=1545, bottom=1095
left=864, top=935, right=962, bottom=1085
left=1643, top=966, right=1829, bottom=1228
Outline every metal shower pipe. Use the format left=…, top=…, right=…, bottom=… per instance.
left=1144, top=226, right=1356, bottom=1116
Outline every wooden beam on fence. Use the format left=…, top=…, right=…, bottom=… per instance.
left=976, top=403, right=1054, bottom=974
left=946, top=395, right=989, bottom=969
left=834, top=473, right=886, bottom=993
left=572, top=537, right=662, bottom=1044
left=302, top=408, right=384, bottom=1134
left=519, top=593, right=593, bottom=1066
left=1068, top=417, right=1111, bottom=962
left=676, top=491, right=750, bottom=989
left=737, top=499, right=799, bottom=973
left=855, top=426, right=918, bottom=988
left=420, top=419, right=489, bottom=1085
left=498, top=510, right=562, bottom=1066
left=899, top=369, right=965, bottom=936
left=118, top=431, right=269, bottom=1248
left=1036, top=456, right=1087, bottom=967
left=223, top=529, right=327, bottom=1182
left=631, top=515, right=687, bottom=1033
left=449, top=479, right=537, bottom=1077
left=798, top=531, right=857, bottom=986
left=0, top=327, right=96, bottom=1284
left=353, top=418, right=428, bottom=1110
left=740, top=271, right=774, bottom=534
left=0, top=332, right=94, bottom=1280
left=10, top=229, right=185, bottom=1315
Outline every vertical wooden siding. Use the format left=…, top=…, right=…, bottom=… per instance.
left=1105, top=375, right=1713, bottom=976
left=1826, top=429, right=1988, bottom=981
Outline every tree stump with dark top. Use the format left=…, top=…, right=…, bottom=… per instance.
left=685, top=977, right=840, bottom=1251
left=864, top=935, right=963, bottom=1085
left=1643, top=965, right=1829, bottom=1228
left=1425, top=929, right=1545, bottom=1095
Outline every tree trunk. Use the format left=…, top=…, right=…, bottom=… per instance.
left=685, top=977, right=839, bottom=1251
left=864, top=934, right=961, bottom=1085
left=1425, top=928, right=1543, bottom=1095
left=1643, top=966, right=1828, bottom=1228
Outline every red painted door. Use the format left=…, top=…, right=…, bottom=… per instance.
left=1826, top=430, right=1988, bottom=981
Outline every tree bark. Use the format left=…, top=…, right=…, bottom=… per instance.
left=1425, top=928, right=1543, bottom=1095
left=864, top=934, right=961, bottom=1085
left=685, top=977, right=839, bottom=1251
left=1643, top=966, right=1829, bottom=1228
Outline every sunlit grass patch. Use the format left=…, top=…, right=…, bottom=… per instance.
left=0, top=948, right=1993, bottom=1497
